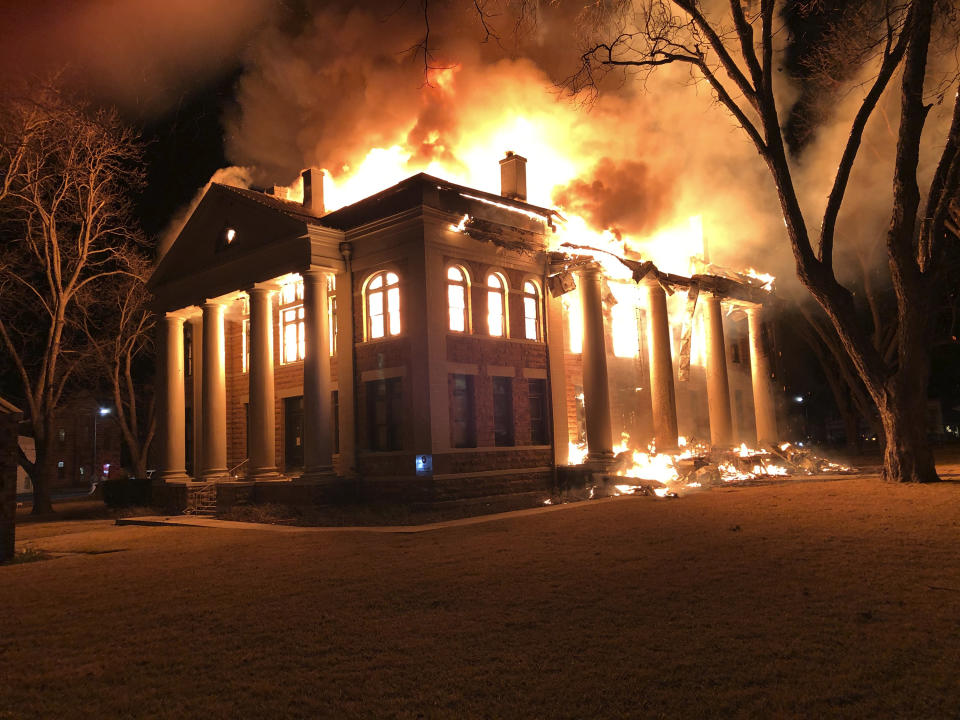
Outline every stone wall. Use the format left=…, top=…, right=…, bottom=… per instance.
left=1, top=410, right=22, bottom=561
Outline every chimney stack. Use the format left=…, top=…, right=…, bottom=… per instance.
left=499, top=151, right=527, bottom=202
left=301, top=167, right=325, bottom=215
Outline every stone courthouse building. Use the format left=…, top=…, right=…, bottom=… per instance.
left=149, top=154, right=779, bottom=504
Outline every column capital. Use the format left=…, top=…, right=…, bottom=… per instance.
left=165, top=306, right=198, bottom=321
left=245, top=284, right=275, bottom=298
left=302, top=267, right=333, bottom=284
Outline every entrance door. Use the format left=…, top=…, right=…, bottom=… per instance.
left=284, top=396, right=304, bottom=471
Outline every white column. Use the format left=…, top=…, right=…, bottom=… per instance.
left=644, top=279, right=679, bottom=450
left=546, top=278, right=569, bottom=466
left=248, top=287, right=279, bottom=479
left=200, top=301, right=228, bottom=480
left=159, top=313, right=189, bottom=481
left=302, top=269, right=334, bottom=479
left=704, top=293, right=733, bottom=447
left=334, top=261, right=356, bottom=475
left=579, top=265, right=614, bottom=465
left=189, top=316, right=203, bottom=479
left=747, top=305, right=778, bottom=447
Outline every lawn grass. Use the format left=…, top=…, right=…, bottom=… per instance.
left=3, top=476, right=960, bottom=718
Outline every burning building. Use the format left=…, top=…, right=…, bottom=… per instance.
left=149, top=153, right=782, bottom=507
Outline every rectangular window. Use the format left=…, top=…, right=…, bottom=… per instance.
left=281, top=305, right=305, bottom=364
left=450, top=374, right=476, bottom=448
left=328, top=275, right=337, bottom=356
left=332, top=390, right=340, bottom=454
left=528, top=379, right=549, bottom=446
left=185, top=327, right=193, bottom=377
left=279, top=278, right=305, bottom=364
left=574, top=385, right=586, bottom=444
left=284, top=396, right=304, bottom=471
left=367, top=378, right=403, bottom=451
left=493, top=376, right=515, bottom=447
left=241, top=318, right=250, bottom=373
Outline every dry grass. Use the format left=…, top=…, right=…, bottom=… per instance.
left=3, top=476, right=960, bottom=719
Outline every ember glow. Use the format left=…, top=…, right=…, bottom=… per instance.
left=563, top=433, right=853, bottom=500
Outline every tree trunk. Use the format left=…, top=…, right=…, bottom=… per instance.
left=30, top=451, right=55, bottom=514
left=878, top=387, right=937, bottom=483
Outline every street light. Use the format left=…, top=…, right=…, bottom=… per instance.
left=93, top=407, right=111, bottom=483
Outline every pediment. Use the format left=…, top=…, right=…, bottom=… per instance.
left=149, top=184, right=311, bottom=295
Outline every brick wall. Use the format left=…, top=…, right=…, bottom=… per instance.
left=223, top=301, right=343, bottom=476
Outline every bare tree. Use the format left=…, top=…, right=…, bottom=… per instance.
left=0, top=84, right=145, bottom=512
left=78, top=252, right=157, bottom=479
left=567, top=0, right=960, bottom=482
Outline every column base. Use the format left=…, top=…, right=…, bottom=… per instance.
left=158, top=470, right=191, bottom=483
left=584, top=451, right=617, bottom=470
left=199, top=470, right=231, bottom=483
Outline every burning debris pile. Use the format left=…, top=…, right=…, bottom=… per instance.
left=562, top=437, right=855, bottom=502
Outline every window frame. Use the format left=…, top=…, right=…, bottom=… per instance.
left=366, top=377, right=404, bottom=451
left=522, top=279, right=541, bottom=341
left=486, top=271, right=509, bottom=338
left=327, top=274, right=337, bottom=357
left=279, top=278, right=305, bottom=365
left=364, top=270, right=402, bottom=340
left=240, top=294, right=250, bottom=373
left=528, top=378, right=550, bottom=445
left=450, top=373, right=477, bottom=448
left=492, top=376, right=515, bottom=447
left=446, top=265, right=471, bottom=333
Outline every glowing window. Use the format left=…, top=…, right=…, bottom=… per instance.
left=327, top=274, right=337, bottom=356
left=447, top=266, right=468, bottom=332
left=280, top=279, right=305, bottom=364
left=366, top=271, right=401, bottom=339
left=241, top=318, right=250, bottom=372
left=240, top=295, right=250, bottom=373
left=487, top=273, right=506, bottom=337
left=523, top=281, right=540, bottom=341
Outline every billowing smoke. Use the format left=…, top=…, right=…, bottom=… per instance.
left=220, top=0, right=793, bottom=279
left=26, top=0, right=949, bottom=288
left=551, top=158, right=676, bottom=237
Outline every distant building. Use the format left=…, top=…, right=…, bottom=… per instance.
left=149, top=156, right=779, bottom=503
left=13, top=393, right=124, bottom=494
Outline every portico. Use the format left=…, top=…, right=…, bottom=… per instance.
left=149, top=173, right=348, bottom=487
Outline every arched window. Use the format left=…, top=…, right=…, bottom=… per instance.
left=366, top=271, right=401, bottom=339
left=523, top=280, right=540, bottom=341
left=447, top=266, right=469, bottom=332
left=487, top=273, right=507, bottom=337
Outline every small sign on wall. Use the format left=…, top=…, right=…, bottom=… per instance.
left=415, top=455, right=433, bottom=476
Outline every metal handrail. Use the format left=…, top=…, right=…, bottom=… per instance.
left=228, top=458, right=249, bottom=478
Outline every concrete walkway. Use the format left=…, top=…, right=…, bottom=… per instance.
left=116, top=496, right=628, bottom=534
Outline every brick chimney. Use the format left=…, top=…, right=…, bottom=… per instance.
left=499, top=151, right=527, bottom=202
left=301, top=167, right=325, bottom=215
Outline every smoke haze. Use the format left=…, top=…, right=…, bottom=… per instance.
left=21, top=0, right=952, bottom=292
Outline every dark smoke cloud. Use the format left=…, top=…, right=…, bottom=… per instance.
left=551, top=158, right=676, bottom=236
left=0, top=0, right=278, bottom=115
